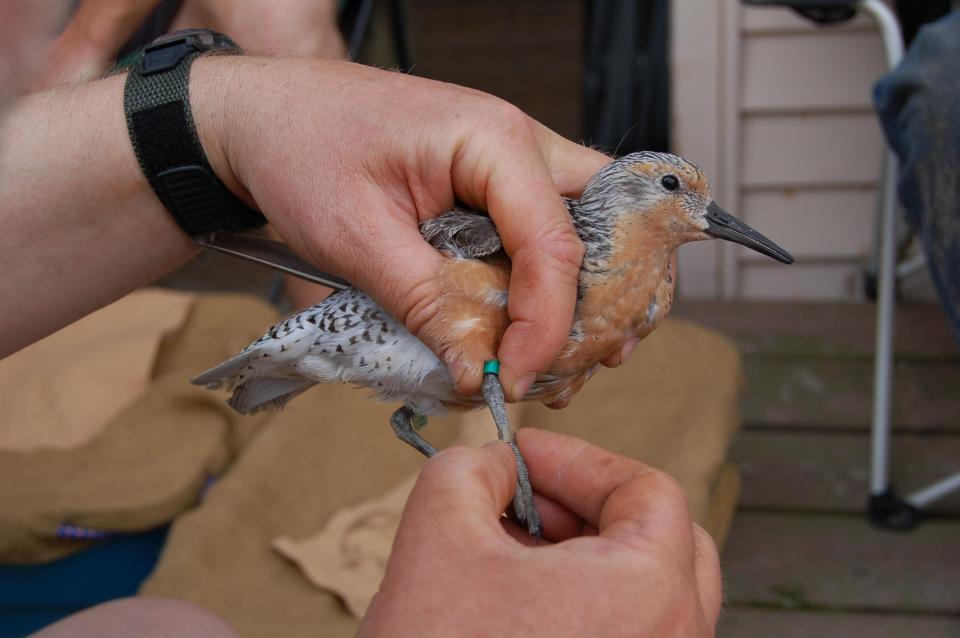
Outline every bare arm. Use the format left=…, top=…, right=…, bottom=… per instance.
left=0, top=72, right=201, bottom=357
left=1, top=57, right=610, bottom=392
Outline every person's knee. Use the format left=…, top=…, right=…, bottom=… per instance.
left=890, top=12, right=960, bottom=114
left=875, top=12, right=960, bottom=118
left=31, top=596, right=239, bottom=638
left=911, top=11, right=960, bottom=64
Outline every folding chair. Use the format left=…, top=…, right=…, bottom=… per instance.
left=741, top=0, right=960, bottom=528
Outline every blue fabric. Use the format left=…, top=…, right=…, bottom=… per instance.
left=874, top=10, right=960, bottom=345
left=0, top=527, right=167, bottom=637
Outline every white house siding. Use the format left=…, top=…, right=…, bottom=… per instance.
left=672, top=1, right=892, bottom=301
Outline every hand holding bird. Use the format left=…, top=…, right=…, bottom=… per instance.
left=194, top=151, right=793, bottom=537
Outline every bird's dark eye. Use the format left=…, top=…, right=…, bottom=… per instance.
left=660, top=175, right=680, bottom=192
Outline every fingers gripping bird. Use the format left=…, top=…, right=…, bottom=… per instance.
left=193, top=152, right=793, bottom=538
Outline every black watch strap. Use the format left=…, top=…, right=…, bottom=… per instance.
left=124, top=30, right=267, bottom=236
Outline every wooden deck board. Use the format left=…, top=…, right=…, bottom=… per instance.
left=723, top=512, right=960, bottom=613
left=718, top=608, right=960, bottom=638
left=731, top=430, right=960, bottom=514
left=709, top=299, right=960, bottom=631
left=673, top=300, right=957, bottom=361
left=740, top=356, right=960, bottom=431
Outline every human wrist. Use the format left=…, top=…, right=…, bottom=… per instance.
left=187, top=55, right=258, bottom=211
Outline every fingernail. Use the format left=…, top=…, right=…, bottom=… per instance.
left=510, top=372, right=537, bottom=401
left=618, top=338, right=640, bottom=366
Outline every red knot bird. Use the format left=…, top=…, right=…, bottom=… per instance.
left=193, top=151, right=794, bottom=538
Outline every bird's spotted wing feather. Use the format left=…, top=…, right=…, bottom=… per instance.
left=420, top=209, right=503, bottom=258
left=191, top=307, right=320, bottom=391
left=189, top=298, right=341, bottom=412
left=192, top=287, right=454, bottom=415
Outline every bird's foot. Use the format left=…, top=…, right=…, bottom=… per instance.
left=482, top=360, right=543, bottom=541
left=390, top=406, right=437, bottom=458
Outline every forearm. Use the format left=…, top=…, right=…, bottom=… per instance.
left=0, top=51, right=610, bottom=393
left=0, top=70, right=217, bottom=357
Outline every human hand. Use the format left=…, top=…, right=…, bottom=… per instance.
left=357, top=428, right=722, bottom=637
left=191, top=57, right=610, bottom=400
left=31, top=0, right=160, bottom=91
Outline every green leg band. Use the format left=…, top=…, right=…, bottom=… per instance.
left=483, top=359, right=501, bottom=376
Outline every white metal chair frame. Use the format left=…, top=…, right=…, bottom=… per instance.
left=743, top=0, right=959, bottom=528
left=860, top=0, right=960, bottom=529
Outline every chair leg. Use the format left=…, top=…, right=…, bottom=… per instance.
left=908, top=471, right=960, bottom=509
left=861, top=0, right=913, bottom=529
left=867, top=151, right=914, bottom=529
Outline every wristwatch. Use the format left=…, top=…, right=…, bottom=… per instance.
left=124, top=29, right=268, bottom=236
left=122, top=29, right=350, bottom=291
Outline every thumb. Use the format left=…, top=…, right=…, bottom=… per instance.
left=693, top=524, right=723, bottom=631
left=401, top=443, right=518, bottom=537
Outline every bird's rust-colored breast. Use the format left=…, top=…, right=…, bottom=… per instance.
left=427, top=204, right=676, bottom=407
left=552, top=209, right=676, bottom=377
left=428, top=256, right=512, bottom=382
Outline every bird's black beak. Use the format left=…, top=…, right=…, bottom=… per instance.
left=704, top=202, right=794, bottom=264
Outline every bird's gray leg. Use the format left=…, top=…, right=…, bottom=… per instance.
left=390, top=406, right=438, bottom=458
left=481, top=366, right=543, bottom=540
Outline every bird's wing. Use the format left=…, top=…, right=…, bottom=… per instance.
left=420, top=209, right=503, bottom=258
left=227, top=377, right=315, bottom=414
left=192, top=288, right=447, bottom=414
left=190, top=301, right=330, bottom=392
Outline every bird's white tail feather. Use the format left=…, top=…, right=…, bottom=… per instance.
left=190, top=351, right=257, bottom=391
left=227, top=377, right=316, bottom=414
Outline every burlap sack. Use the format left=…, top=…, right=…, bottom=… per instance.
left=141, top=315, right=743, bottom=637
left=0, top=293, right=277, bottom=563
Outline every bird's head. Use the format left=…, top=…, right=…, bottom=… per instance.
left=577, top=152, right=794, bottom=264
